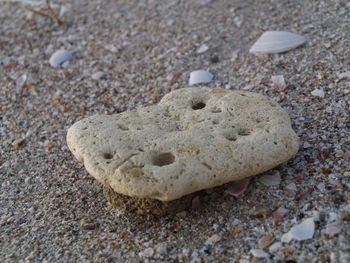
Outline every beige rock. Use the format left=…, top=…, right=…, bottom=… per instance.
left=67, top=88, right=299, bottom=202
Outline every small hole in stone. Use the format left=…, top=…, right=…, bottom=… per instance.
left=103, top=153, right=113, bottom=159
left=274, top=141, right=278, bottom=145
left=211, top=107, right=222, bottom=113
left=238, top=128, right=251, bottom=136
left=117, top=124, right=129, bottom=131
left=192, top=102, right=206, bottom=110
left=225, top=134, right=237, bottom=141
left=240, top=93, right=246, bottom=96
left=212, top=120, right=219, bottom=125
left=152, top=152, right=175, bottom=167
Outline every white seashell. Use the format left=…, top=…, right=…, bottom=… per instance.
left=91, top=71, right=105, bottom=80
left=249, top=31, right=306, bottom=54
left=250, top=249, right=270, bottom=258
left=49, top=50, right=72, bottom=67
left=311, top=89, right=325, bottom=98
left=197, top=44, right=209, bottom=54
left=16, top=73, right=27, bottom=89
left=189, top=70, right=213, bottom=85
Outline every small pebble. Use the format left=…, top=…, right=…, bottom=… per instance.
left=11, top=138, right=24, bottom=150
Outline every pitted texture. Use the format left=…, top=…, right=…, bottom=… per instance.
left=67, top=88, right=299, bottom=201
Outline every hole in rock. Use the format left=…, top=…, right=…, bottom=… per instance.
left=192, top=102, right=206, bottom=110
left=225, top=134, right=237, bottom=141
left=117, top=124, right=129, bottom=131
left=211, top=107, right=222, bottom=113
left=238, top=128, right=251, bottom=136
left=103, top=153, right=113, bottom=159
left=152, top=152, right=175, bottom=167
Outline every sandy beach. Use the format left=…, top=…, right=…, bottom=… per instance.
left=1, top=0, right=349, bottom=262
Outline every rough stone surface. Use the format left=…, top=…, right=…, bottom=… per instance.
left=67, top=87, right=299, bottom=202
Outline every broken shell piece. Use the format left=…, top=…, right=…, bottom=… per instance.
left=226, top=178, right=250, bottom=197
left=249, top=31, right=306, bottom=54
left=325, top=223, right=342, bottom=235
left=282, top=218, right=315, bottom=243
left=16, top=73, right=27, bottom=89
left=272, top=207, right=288, bottom=221
left=250, top=249, right=270, bottom=258
left=49, top=50, right=72, bottom=67
left=197, top=44, right=209, bottom=54
left=337, top=71, right=350, bottom=80
left=91, top=71, right=105, bottom=80
left=259, top=171, right=281, bottom=186
left=205, top=234, right=221, bottom=245
left=311, top=89, right=325, bottom=98
left=271, top=75, right=287, bottom=92
left=189, top=70, right=213, bottom=85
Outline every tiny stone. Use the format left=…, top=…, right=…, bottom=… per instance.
left=11, top=138, right=24, bottom=150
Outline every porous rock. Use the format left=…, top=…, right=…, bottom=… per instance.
left=67, top=88, right=298, bottom=210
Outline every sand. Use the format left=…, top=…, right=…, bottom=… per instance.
left=1, top=0, right=349, bottom=262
